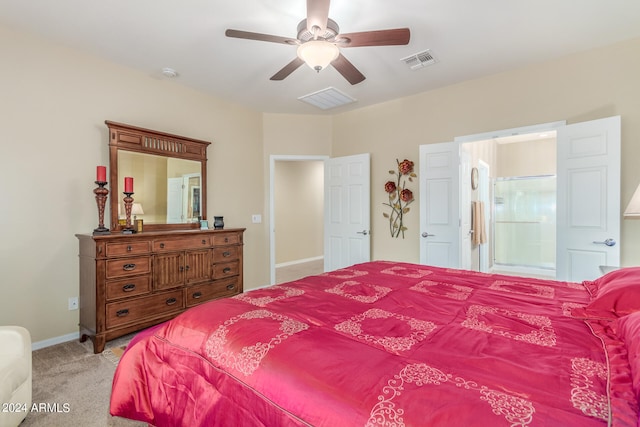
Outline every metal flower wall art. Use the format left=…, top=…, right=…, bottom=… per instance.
left=383, top=159, right=416, bottom=238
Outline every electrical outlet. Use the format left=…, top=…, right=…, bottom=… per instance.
left=68, top=297, right=79, bottom=311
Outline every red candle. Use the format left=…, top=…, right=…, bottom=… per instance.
left=124, top=177, right=133, bottom=193
left=96, top=166, right=106, bottom=182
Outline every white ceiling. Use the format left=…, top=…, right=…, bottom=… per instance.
left=2, top=1, right=640, bottom=115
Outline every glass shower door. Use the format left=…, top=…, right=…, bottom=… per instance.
left=494, top=176, right=556, bottom=270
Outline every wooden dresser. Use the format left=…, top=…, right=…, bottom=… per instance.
left=76, top=228, right=244, bottom=353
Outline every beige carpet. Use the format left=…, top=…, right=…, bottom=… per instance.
left=23, top=334, right=146, bottom=427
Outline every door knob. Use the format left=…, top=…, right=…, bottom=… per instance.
left=421, top=232, right=435, bottom=238
left=357, top=230, right=369, bottom=235
left=593, top=238, right=616, bottom=247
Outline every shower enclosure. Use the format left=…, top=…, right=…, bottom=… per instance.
left=493, top=175, right=556, bottom=273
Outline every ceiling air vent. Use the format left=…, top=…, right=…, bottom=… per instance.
left=298, top=87, right=357, bottom=110
left=401, top=49, right=437, bottom=70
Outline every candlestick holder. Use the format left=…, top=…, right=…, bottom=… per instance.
left=122, top=192, right=136, bottom=234
left=93, top=181, right=111, bottom=235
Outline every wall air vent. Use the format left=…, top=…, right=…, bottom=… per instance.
left=401, top=49, right=437, bottom=70
left=298, top=87, right=357, bottom=110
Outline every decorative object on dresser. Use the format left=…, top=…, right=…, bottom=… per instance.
left=213, top=216, right=224, bottom=229
left=121, top=187, right=136, bottom=234
left=93, top=165, right=110, bottom=235
left=76, top=228, right=245, bottom=353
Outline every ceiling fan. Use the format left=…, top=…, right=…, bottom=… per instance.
left=225, top=0, right=410, bottom=85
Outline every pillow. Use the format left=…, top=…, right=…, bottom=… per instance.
left=576, top=267, right=640, bottom=319
left=616, top=311, right=640, bottom=402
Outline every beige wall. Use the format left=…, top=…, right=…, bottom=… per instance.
left=0, top=25, right=268, bottom=344
left=274, top=161, right=324, bottom=264
left=332, top=37, right=640, bottom=266
left=2, top=21, right=639, bottom=346
left=496, top=138, right=556, bottom=177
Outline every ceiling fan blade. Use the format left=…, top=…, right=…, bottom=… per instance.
left=336, top=28, right=410, bottom=47
left=306, top=0, right=330, bottom=34
left=270, top=57, right=306, bottom=81
left=225, top=29, right=298, bottom=45
left=331, top=53, right=365, bottom=85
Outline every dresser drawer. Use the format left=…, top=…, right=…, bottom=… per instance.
left=153, top=236, right=211, bottom=252
left=105, top=257, right=151, bottom=279
left=186, top=278, right=240, bottom=307
left=105, top=241, right=151, bottom=257
left=212, top=246, right=239, bottom=262
left=106, top=290, right=184, bottom=329
left=106, top=276, right=151, bottom=301
left=212, top=261, right=239, bottom=279
left=212, top=233, right=240, bottom=246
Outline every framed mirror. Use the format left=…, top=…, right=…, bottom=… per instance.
left=106, top=121, right=211, bottom=232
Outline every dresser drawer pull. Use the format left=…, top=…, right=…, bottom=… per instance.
left=116, top=309, right=129, bottom=317
left=185, top=265, right=190, bottom=271
left=122, top=283, right=136, bottom=292
left=222, top=251, right=231, bottom=257
left=224, top=237, right=229, bottom=243
left=226, top=283, right=234, bottom=290
left=192, top=292, right=202, bottom=299
left=166, top=297, right=178, bottom=306
left=160, top=243, right=165, bottom=249
left=223, top=267, right=232, bottom=274
left=202, top=239, right=206, bottom=245
left=123, top=263, right=136, bottom=271
left=127, top=245, right=133, bottom=252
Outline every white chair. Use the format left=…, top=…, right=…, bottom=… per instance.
left=0, top=326, right=32, bottom=427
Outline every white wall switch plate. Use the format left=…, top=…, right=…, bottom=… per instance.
left=251, top=214, right=262, bottom=224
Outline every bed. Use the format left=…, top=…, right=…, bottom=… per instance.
left=109, top=261, right=640, bottom=426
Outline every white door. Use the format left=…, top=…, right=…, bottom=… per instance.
left=419, top=142, right=460, bottom=267
left=556, top=116, right=621, bottom=282
left=324, top=153, right=371, bottom=271
left=459, top=147, right=472, bottom=270
left=166, top=178, right=183, bottom=223
left=477, top=161, right=491, bottom=272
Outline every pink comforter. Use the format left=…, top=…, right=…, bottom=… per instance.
left=110, top=261, right=638, bottom=426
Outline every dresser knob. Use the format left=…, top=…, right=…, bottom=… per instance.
left=122, top=283, right=136, bottom=292
left=123, top=263, right=136, bottom=271
left=223, top=251, right=231, bottom=257
left=160, top=243, right=165, bottom=249
left=224, top=237, right=229, bottom=243
left=127, top=245, right=132, bottom=252
left=226, top=283, right=234, bottom=290
left=166, top=298, right=177, bottom=306
left=223, top=267, right=231, bottom=274
left=116, top=309, right=129, bottom=317
left=193, top=292, right=202, bottom=299
left=201, top=239, right=206, bottom=245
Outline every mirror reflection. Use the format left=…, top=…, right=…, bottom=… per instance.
left=117, top=151, right=202, bottom=224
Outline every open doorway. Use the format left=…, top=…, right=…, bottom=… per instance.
left=269, top=155, right=327, bottom=284
left=462, top=130, right=558, bottom=278
left=421, top=117, right=620, bottom=281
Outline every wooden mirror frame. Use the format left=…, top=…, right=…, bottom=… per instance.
left=106, top=120, right=211, bottom=232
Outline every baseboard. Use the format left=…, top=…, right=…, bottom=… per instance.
left=32, top=331, right=79, bottom=351
left=275, top=256, right=324, bottom=269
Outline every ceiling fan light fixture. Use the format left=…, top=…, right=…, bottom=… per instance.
left=297, top=40, right=339, bottom=72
